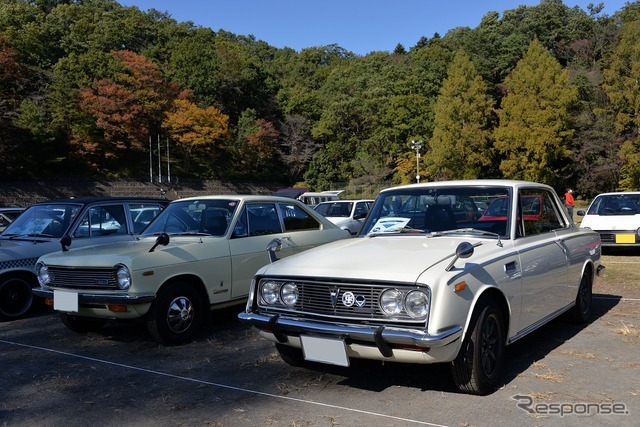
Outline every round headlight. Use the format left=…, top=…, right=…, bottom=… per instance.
left=405, top=290, right=429, bottom=319
left=636, top=227, right=640, bottom=237
left=116, top=264, right=131, bottom=290
left=36, top=262, right=51, bottom=286
left=380, top=289, right=403, bottom=315
left=260, top=281, right=280, bottom=305
left=280, top=283, right=299, bottom=306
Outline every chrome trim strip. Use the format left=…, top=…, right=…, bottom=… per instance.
left=32, top=287, right=155, bottom=305
left=238, top=312, right=462, bottom=348
left=508, top=302, right=574, bottom=344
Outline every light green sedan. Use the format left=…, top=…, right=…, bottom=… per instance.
left=33, top=195, right=350, bottom=345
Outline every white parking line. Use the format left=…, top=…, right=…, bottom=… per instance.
left=594, top=296, right=640, bottom=302
left=0, top=339, right=448, bottom=427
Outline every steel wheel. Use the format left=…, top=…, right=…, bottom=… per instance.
left=147, top=282, right=204, bottom=345
left=165, top=296, right=194, bottom=334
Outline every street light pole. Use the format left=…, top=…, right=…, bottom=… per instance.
left=411, top=140, right=422, bottom=183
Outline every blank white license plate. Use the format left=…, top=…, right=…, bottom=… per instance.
left=53, top=289, right=79, bottom=312
left=300, top=335, right=349, bottom=367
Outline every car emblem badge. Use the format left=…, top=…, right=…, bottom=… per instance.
left=355, top=294, right=366, bottom=307
left=330, top=288, right=339, bottom=308
left=342, top=291, right=355, bottom=307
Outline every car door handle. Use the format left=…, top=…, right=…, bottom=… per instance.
left=504, top=261, right=518, bottom=274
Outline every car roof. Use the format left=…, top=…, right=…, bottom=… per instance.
left=170, top=195, right=310, bottom=204
left=382, top=180, right=555, bottom=193
left=592, top=192, right=640, bottom=197
left=30, top=197, right=169, bottom=205
left=316, top=199, right=374, bottom=204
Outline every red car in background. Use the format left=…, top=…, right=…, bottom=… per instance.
left=479, top=195, right=543, bottom=221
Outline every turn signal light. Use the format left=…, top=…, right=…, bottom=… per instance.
left=45, top=299, right=53, bottom=306
left=454, top=282, right=467, bottom=293
left=108, top=304, right=127, bottom=312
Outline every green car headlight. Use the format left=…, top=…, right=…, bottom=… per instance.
left=115, top=264, right=131, bottom=290
left=35, top=262, right=51, bottom=286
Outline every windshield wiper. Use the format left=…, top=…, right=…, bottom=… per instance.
left=6, top=233, right=54, bottom=239
left=430, top=228, right=503, bottom=246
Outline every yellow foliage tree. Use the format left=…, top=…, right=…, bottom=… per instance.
left=162, top=98, right=229, bottom=164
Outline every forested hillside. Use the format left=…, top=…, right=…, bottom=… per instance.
left=1, top=0, right=639, bottom=197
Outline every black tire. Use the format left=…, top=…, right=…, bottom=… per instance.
left=0, top=274, right=35, bottom=320
left=276, top=343, right=305, bottom=367
left=60, top=312, right=107, bottom=333
left=451, top=299, right=505, bottom=395
left=146, top=282, right=203, bottom=345
left=567, top=273, right=592, bottom=323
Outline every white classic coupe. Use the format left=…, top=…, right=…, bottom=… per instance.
left=239, top=180, right=604, bottom=395
left=33, top=195, right=350, bottom=344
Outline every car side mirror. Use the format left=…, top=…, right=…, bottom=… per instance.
left=577, top=210, right=586, bottom=216
left=60, top=235, right=72, bottom=252
left=149, top=233, right=170, bottom=252
left=445, top=241, right=475, bottom=271
left=353, top=213, right=367, bottom=220
left=267, top=238, right=283, bottom=263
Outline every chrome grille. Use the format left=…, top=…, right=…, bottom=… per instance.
left=258, top=279, right=426, bottom=324
left=48, top=266, right=119, bottom=290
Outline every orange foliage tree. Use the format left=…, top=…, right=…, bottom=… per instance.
left=76, top=50, right=179, bottom=173
left=162, top=97, right=230, bottom=172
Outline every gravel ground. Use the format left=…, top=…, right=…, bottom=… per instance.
left=1, top=253, right=638, bottom=427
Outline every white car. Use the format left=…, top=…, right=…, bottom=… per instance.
left=314, top=199, right=374, bottom=235
left=33, top=195, right=350, bottom=344
left=578, top=191, right=640, bottom=248
left=239, top=180, right=603, bottom=395
left=0, top=197, right=168, bottom=320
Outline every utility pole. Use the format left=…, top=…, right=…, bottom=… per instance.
left=411, top=140, right=422, bottom=183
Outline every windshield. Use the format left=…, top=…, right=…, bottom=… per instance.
left=142, top=199, right=239, bottom=236
left=587, top=194, right=640, bottom=215
left=314, top=202, right=353, bottom=218
left=1, top=203, right=82, bottom=239
left=359, top=186, right=510, bottom=237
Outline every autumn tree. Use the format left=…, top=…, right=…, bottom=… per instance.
left=494, top=39, right=577, bottom=186
left=77, top=50, right=179, bottom=174
left=162, top=96, right=229, bottom=175
left=602, top=20, right=640, bottom=190
left=425, top=50, right=495, bottom=180
left=229, top=108, right=280, bottom=179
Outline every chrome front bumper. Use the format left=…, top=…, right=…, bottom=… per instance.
left=238, top=312, right=462, bottom=356
left=32, top=287, right=156, bottom=305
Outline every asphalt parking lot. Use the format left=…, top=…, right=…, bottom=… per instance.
left=1, top=254, right=638, bottom=427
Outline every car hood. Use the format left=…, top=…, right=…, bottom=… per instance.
left=258, top=234, right=501, bottom=283
left=326, top=217, right=354, bottom=226
left=580, top=214, right=640, bottom=230
left=37, top=235, right=229, bottom=270
left=0, top=238, right=63, bottom=263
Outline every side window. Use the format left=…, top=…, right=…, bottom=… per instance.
left=518, top=189, right=565, bottom=237
left=129, top=203, right=163, bottom=234
left=74, top=205, right=127, bottom=238
left=354, top=202, right=368, bottom=217
left=247, top=203, right=282, bottom=236
left=278, top=203, right=321, bottom=231
left=232, top=206, right=249, bottom=238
